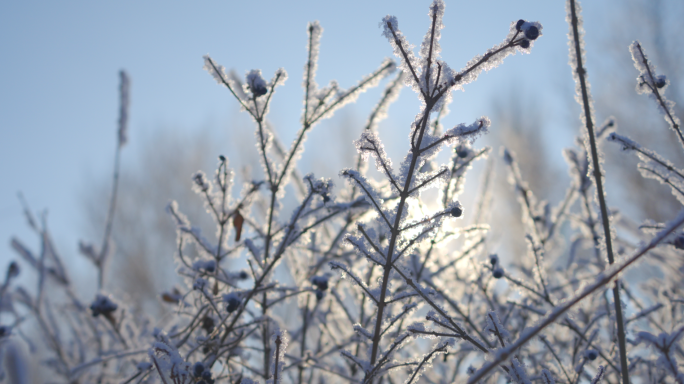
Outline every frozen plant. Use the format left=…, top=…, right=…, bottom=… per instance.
left=330, top=1, right=545, bottom=382
left=465, top=1, right=684, bottom=384
left=2, top=1, right=684, bottom=384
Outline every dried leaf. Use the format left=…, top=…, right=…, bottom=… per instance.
left=233, top=211, right=244, bottom=242
left=161, top=287, right=181, bottom=304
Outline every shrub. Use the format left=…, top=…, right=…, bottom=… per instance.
left=2, top=1, right=684, bottom=383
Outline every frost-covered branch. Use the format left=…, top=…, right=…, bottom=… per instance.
left=468, top=210, right=684, bottom=383
left=629, top=41, right=683, bottom=148
left=567, top=1, right=629, bottom=381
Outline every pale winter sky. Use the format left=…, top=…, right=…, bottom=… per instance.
left=0, top=0, right=632, bottom=267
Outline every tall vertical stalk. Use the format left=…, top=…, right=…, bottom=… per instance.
left=568, top=1, right=629, bottom=383
left=97, top=71, right=129, bottom=290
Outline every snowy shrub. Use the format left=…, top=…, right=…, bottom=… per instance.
left=2, top=0, right=684, bottom=383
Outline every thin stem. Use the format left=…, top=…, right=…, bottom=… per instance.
left=69, top=349, right=147, bottom=376
left=435, top=33, right=522, bottom=100
left=546, top=184, right=576, bottom=243
left=422, top=279, right=491, bottom=347
left=429, top=237, right=484, bottom=278
left=487, top=312, right=506, bottom=348
left=386, top=22, right=426, bottom=100
left=364, top=72, right=405, bottom=132
left=309, top=61, right=394, bottom=127
left=345, top=173, right=393, bottom=229
left=273, top=334, right=282, bottom=383
left=380, top=305, right=413, bottom=337
left=540, top=336, right=573, bottom=384
left=579, top=185, right=604, bottom=268
left=398, top=210, right=448, bottom=233
left=357, top=225, right=387, bottom=260
left=505, top=156, right=550, bottom=299
left=357, top=137, right=402, bottom=193
left=263, top=190, right=278, bottom=263
left=206, top=57, right=252, bottom=113
left=405, top=344, right=448, bottom=384
left=444, top=148, right=491, bottom=209
left=639, top=166, right=684, bottom=198
left=255, top=116, right=274, bottom=185
left=406, top=168, right=448, bottom=196
left=298, top=294, right=310, bottom=384
left=423, top=3, right=439, bottom=96
left=635, top=146, right=684, bottom=180
left=98, top=144, right=122, bottom=289
left=392, top=265, right=487, bottom=353
left=368, top=106, right=432, bottom=366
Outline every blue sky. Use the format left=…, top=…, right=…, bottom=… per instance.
left=0, top=0, right=613, bottom=265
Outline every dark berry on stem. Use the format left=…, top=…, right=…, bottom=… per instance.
left=585, top=350, right=598, bottom=361
left=520, top=39, right=530, bottom=49
left=492, top=267, right=504, bottom=279
left=90, top=295, right=118, bottom=317
left=316, top=290, right=324, bottom=300
left=253, top=85, right=268, bottom=97
left=503, top=150, right=514, bottom=165
left=456, top=146, right=469, bottom=158
left=193, top=362, right=205, bottom=378
left=516, top=19, right=525, bottom=31
left=524, top=26, right=539, bottom=40
left=7, top=261, right=20, bottom=279
left=450, top=206, right=463, bottom=218
left=312, top=276, right=329, bottom=291
left=226, top=297, right=241, bottom=312
left=204, top=261, right=215, bottom=273
left=201, top=316, right=215, bottom=333
left=673, top=234, right=684, bottom=249
left=238, top=270, right=249, bottom=279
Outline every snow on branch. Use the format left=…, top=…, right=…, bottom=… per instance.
left=468, top=210, right=684, bottom=383
left=629, top=41, right=683, bottom=148
left=609, top=132, right=684, bottom=204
